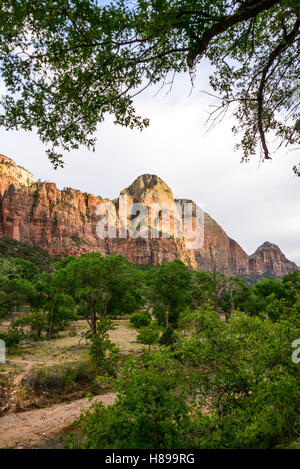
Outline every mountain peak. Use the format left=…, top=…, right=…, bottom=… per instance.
left=120, top=174, right=174, bottom=205
left=0, top=154, right=297, bottom=278
left=250, top=241, right=297, bottom=277
left=257, top=241, right=280, bottom=251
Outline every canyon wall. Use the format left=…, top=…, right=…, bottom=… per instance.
left=249, top=241, right=298, bottom=277
left=0, top=155, right=297, bottom=277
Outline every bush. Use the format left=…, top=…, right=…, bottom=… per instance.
left=24, top=360, right=98, bottom=394
left=130, top=311, right=151, bottom=328
left=68, top=351, right=194, bottom=449
left=159, top=326, right=176, bottom=346
left=0, top=330, right=21, bottom=352
left=137, top=324, right=160, bottom=349
left=89, top=317, right=119, bottom=375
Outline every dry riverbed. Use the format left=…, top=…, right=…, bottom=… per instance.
left=0, top=319, right=139, bottom=448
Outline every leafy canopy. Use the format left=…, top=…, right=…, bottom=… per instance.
left=0, top=1, right=298, bottom=173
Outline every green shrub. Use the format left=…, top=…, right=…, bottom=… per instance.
left=130, top=311, right=151, bottom=328
left=67, top=351, right=193, bottom=449
left=137, top=324, right=160, bottom=349
left=12, top=312, right=48, bottom=339
left=24, top=360, right=98, bottom=393
left=89, top=317, right=119, bottom=375
left=159, top=325, right=176, bottom=346
left=0, top=330, right=21, bottom=352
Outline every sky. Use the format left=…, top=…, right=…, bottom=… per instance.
left=0, top=64, right=299, bottom=265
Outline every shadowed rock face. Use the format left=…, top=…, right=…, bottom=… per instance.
left=0, top=157, right=297, bottom=277
left=249, top=241, right=298, bottom=277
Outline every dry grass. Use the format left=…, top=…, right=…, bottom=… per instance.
left=1, top=319, right=141, bottom=372
left=109, top=320, right=141, bottom=353
left=0, top=318, right=140, bottom=414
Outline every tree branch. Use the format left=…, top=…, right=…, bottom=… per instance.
left=187, top=0, right=281, bottom=65
left=257, top=19, right=299, bottom=159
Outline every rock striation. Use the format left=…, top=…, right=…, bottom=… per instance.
left=0, top=155, right=297, bottom=277
left=249, top=241, right=298, bottom=277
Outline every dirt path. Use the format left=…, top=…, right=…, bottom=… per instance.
left=11, top=360, right=35, bottom=387
left=0, top=392, right=116, bottom=448
left=6, top=359, right=58, bottom=413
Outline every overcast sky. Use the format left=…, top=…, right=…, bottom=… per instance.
left=0, top=64, right=299, bottom=265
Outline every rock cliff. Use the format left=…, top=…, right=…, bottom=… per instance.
left=249, top=241, right=298, bottom=277
left=0, top=156, right=297, bottom=277
left=0, top=155, right=34, bottom=195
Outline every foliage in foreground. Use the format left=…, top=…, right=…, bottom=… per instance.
left=24, top=360, right=101, bottom=394
left=89, top=317, right=119, bottom=375
left=68, top=351, right=193, bottom=449
left=0, top=2, right=298, bottom=173
left=69, top=310, right=300, bottom=449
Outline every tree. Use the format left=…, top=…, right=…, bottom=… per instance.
left=0, top=257, right=38, bottom=281
left=159, top=324, right=176, bottom=346
left=175, top=308, right=300, bottom=448
left=64, top=253, right=109, bottom=335
left=102, top=255, right=143, bottom=316
left=89, top=317, right=119, bottom=374
left=69, top=350, right=194, bottom=449
left=12, top=312, right=48, bottom=340
left=206, top=264, right=243, bottom=317
left=35, top=271, right=75, bottom=339
left=0, top=1, right=298, bottom=172
left=0, top=237, right=55, bottom=272
left=0, top=277, right=34, bottom=319
left=63, top=253, right=139, bottom=334
left=191, top=270, right=214, bottom=307
left=150, top=260, right=192, bottom=327
left=137, top=323, right=160, bottom=349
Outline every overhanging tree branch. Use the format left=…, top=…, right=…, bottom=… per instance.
left=257, top=19, right=300, bottom=159
left=187, top=0, right=281, bottom=65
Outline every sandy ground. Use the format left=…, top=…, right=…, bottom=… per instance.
left=0, top=319, right=140, bottom=362
left=0, top=392, right=116, bottom=448
left=0, top=319, right=138, bottom=448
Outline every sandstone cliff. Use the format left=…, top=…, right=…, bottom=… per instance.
left=175, top=199, right=250, bottom=276
left=0, top=155, right=34, bottom=195
left=0, top=166, right=196, bottom=269
left=249, top=241, right=298, bottom=277
left=0, top=156, right=297, bottom=277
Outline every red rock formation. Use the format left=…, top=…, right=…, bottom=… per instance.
left=249, top=241, right=298, bottom=277
left=0, top=163, right=196, bottom=268
left=0, top=154, right=34, bottom=195
left=175, top=199, right=250, bottom=275
left=0, top=156, right=297, bottom=277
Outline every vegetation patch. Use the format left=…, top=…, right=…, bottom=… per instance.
left=23, top=360, right=104, bottom=395
left=0, top=237, right=55, bottom=272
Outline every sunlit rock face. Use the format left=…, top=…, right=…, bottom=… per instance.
left=0, top=156, right=297, bottom=276
left=0, top=154, right=34, bottom=195
left=120, top=174, right=174, bottom=206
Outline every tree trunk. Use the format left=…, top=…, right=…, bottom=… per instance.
left=48, top=299, right=57, bottom=340
left=91, top=300, right=97, bottom=335
left=165, top=300, right=170, bottom=328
